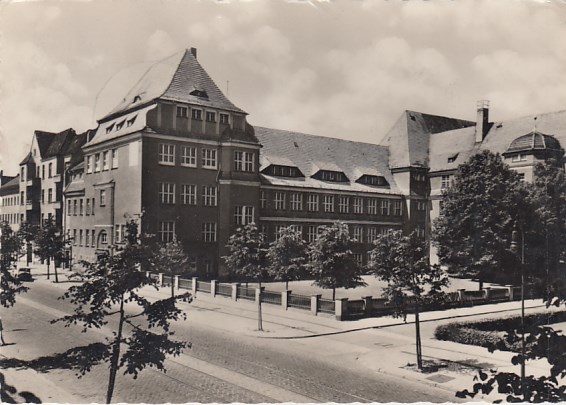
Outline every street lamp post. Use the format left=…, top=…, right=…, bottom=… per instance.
left=510, top=221, right=526, bottom=401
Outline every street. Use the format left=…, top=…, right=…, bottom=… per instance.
left=0, top=273, right=459, bottom=403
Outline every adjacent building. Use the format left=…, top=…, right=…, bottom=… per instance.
left=2, top=47, right=565, bottom=277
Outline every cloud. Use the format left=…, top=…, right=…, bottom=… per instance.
left=146, top=30, right=179, bottom=61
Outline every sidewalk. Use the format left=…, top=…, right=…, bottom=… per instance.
left=4, top=260, right=563, bottom=402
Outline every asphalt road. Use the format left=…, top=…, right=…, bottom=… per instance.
left=1, top=277, right=458, bottom=403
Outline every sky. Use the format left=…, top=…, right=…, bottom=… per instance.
left=1, top=0, right=566, bottom=174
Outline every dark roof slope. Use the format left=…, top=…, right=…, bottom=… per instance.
left=44, top=128, right=76, bottom=158
left=505, top=131, right=562, bottom=154
left=0, top=175, right=20, bottom=195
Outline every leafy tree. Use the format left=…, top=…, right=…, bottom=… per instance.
left=526, top=160, right=566, bottom=284
left=308, top=222, right=366, bottom=301
left=53, top=221, right=191, bottom=404
left=267, top=226, right=308, bottom=290
left=224, top=223, right=268, bottom=331
left=34, top=217, right=64, bottom=282
left=0, top=221, right=27, bottom=307
left=154, top=237, right=189, bottom=298
left=457, top=277, right=566, bottom=402
left=433, top=150, right=530, bottom=288
left=17, top=221, right=38, bottom=266
left=368, top=230, right=448, bottom=370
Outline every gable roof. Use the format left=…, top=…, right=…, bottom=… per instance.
left=0, top=175, right=20, bottom=195
left=43, top=128, right=76, bottom=158
left=382, top=111, right=475, bottom=169
left=101, top=48, right=244, bottom=122
left=255, top=127, right=400, bottom=194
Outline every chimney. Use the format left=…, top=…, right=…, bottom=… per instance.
left=475, top=100, right=489, bottom=143
left=190, top=47, right=197, bottom=58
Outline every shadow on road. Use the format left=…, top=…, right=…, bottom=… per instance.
left=0, top=372, right=42, bottom=404
left=0, top=342, right=110, bottom=375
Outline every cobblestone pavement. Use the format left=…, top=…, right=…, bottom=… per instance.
left=1, top=276, right=458, bottom=403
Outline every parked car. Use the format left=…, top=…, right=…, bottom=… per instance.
left=17, top=267, right=33, bottom=282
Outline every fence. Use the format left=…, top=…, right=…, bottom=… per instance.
left=150, top=273, right=532, bottom=322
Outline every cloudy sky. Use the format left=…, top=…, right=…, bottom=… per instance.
left=1, top=0, right=566, bottom=173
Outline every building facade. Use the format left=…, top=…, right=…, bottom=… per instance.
left=2, top=48, right=566, bottom=278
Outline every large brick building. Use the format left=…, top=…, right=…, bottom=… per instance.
left=2, top=48, right=566, bottom=277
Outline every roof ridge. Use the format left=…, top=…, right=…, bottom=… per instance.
left=254, top=126, right=388, bottom=150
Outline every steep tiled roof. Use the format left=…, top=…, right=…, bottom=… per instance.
left=20, top=152, right=33, bottom=165
left=0, top=175, right=20, bottom=195
left=382, top=111, right=475, bottom=169
left=43, top=128, right=76, bottom=158
left=255, top=127, right=400, bottom=194
left=101, top=48, right=244, bottom=122
left=428, top=126, right=477, bottom=173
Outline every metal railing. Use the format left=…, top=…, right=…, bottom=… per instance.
left=288, top=293, right=311, bottom=310
left=237, top=285, right=256, bottom=301
left=347, top=299, right=365, bottom=315
left=318, top=298, right=335, bottom=314
left=262, top=290, right=282, bottom=305
left=490, top=288, right=509, bottom=301
left=216, top=283, right=232, bottom=297
left=198, top=280, right=211, bottom=293
left=178, top=278, right=192, bottom=290
left=162, top=275, right=173, bottom=286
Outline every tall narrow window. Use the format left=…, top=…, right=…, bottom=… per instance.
left=323, top=195, right=334, bottom=213
left=159, top=221, right=175, bottom=243
left=158, top=144, right=175, bottom=165
left=102, top=151, right=109, bottom=170
left=381, top=200, right=390, bottom=215
left=367, top=199, right=378, bottom=215
left=307, top=226, right=318, bottom=242
left=159, top=183, right=176, bottom=204
left=220, top=113, right=230, bottom=125
left=367, top=227, right=378, bottom=243
left=100, top=190, right=106, bottom=207
left=274, top=192, right=286, bottom=210
left=48, top=163, right=52, bottom=178
left=111, top=149, right=118, bottom=169
left=181, top=184, right=197, bottom=205
left=353, top=226, right=363, bottom=242
left=260, top=190, right=267, bottom=209
left=79, top=198, right=83, bottom=215
left=394, top=200, right=403, bottom=216
left=202, top=186, right=217, bottom=206
left=441, top=175, right=450, bottom=189
left=307, top=194, right=319, bottom=212
left=202, top=222, right=217, bottom=242
left=202, top=148, right=217, bottom=169
left=181, top=146, right=197, bottom=167
left=290, top=193, right=302, bottom=211
left=86, top=156, right=93, bottom=173
left=234, top=206, right=254, bottom=226
left=353, top=197, right=363, bottom=214
left=176, top=106, right=188, bottom=117
left=192, top=108, right=203, bottom=120
left=86, top=199, right=90, bottom=216
left=339, top=196, right=349, bottom=213
left=205, top=111, right=216, bottom=122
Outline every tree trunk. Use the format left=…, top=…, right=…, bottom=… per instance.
left=478, top=278, right=483, bottom=291
left=415, top=302, right=423, bottom=370
left=106, top=295, right=125, bottom=404
left=171, top=274, right=175, bottom=298
left=332, top=288, right=336, bottom=301
left=257, top=281, right=263, bottom=331
left=54, top=260, right=59, bottom=283
left=47, top=257, right=50, bottom=280
left=285, top=280, right=289, bottom=291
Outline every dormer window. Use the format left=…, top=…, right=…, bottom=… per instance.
left=116, top=120, right=125, bottom=131
left=357, top=175, right=388, bottom=187
left=133, top=95, right=142, bottom=103
left=511, top=154, right=528, bottom=162
left=263, top=165, right=303, bottom=178
left=127, top=116, right=137, bottom=127
left=314, top=170, right=349, bottom=183
left=190, top=89, right=208, bottom=99
left=106, top=123, right=115, bottom=134
left=447, top=153, right=459, bottom=163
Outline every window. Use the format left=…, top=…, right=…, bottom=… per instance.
left=79, top=199, right=84, bottom=215
left=86, top=156, right=93, bottom=173
left=512, top=154, right=527, bottom=162
left=367, top=199, right=378, bottom=215
left=159, top=221, right=176, bottom=243
left=91, top=230, right=96, bottom=246
left=270, top=165, right=301, bottom=177
left=220, top=113, right=229, bottom=125
left=353, top=197, right=363, bottom=214
left=358, top=175, right=387, bottom=186
left=367, top=227, right=378, bottom=243
left=234, top=151, right=255, bottom=172
left=111, top=149, right=118, bottom=169
left=274, top=192, right=286, bottom=210
left=353, top=226, right=363, bottom=242
left=48, top=189, right=53, bottom=203
left=306, top=226, right=318, bottom=242
left=100, top=190, right=106, bottom=207
left=274, top=225, right=286, bottom=241
left=158, top=144, right=175, bottom=165
left=159, top=183, right=176, bottom=204
left=85, top=230, right=90, bottom=247
left=518, top=172, right=526, bottom=181
left=323, top=195, right=334, bottom=213
left=102, top=151, right=109, bottom=170
left=86, top=199, right=90, bottom=216
left=67, top=200, right=71, bottom=216
left=192, top=108, right=202, bottom=120
left=41, top=189, right=45, bottom=204
left=206, top=111, right=216, bottom=122
left=416, top=226, right=425, bottom=238
left=20, top=191, right=24, bottom=205
left=416, top=201, right=426, bottom=211
left=202, top=148, right=217, bottom=169
left=41, top=165, right=45, bottom=179
left=447, top=153, right=459, bottom=163
left=94, top=154, right=101, bottom=172
left=260, top=190, right=266, bottom=209
left=48, top=163, right=52, bottom=178
left=127, top=116, right=136, bottom=127
left=79, top=230, right=83, bottom=246
left=73, top=229, right=77, bottom=245
left=441, top=175, right=450, bottom=189
left=115, top=224, right=125, bottom=243
left=318, top=170, right=348, bottom=182
left=339, top=196, right=349, bottom=213
left=181, top=146, right=197, bottom=167
left=73, top=199, right=77, bottom=215
left=381, top=200, right=390, bottom=215
left=394, top=200, right=404, bottom=216
left=181, top=184, right=197, bottom=205
left=176, top=106, right=188, bottom=117
left=202, top=186, right=217, bottom=206
left=91, top=198, right=96, bottom=215
left=353, top=253, right=363, bottom=267
left=202, top=222, right=217, bottom=242
left=307, top=194, right=319, bottom=212
left=116, top=120, right=125, bottom=131
left=235, top=206, right=254, bottom=226
left=106, top=124, right=114, bottom=134
left=290, top=193, right=302, bottom=211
